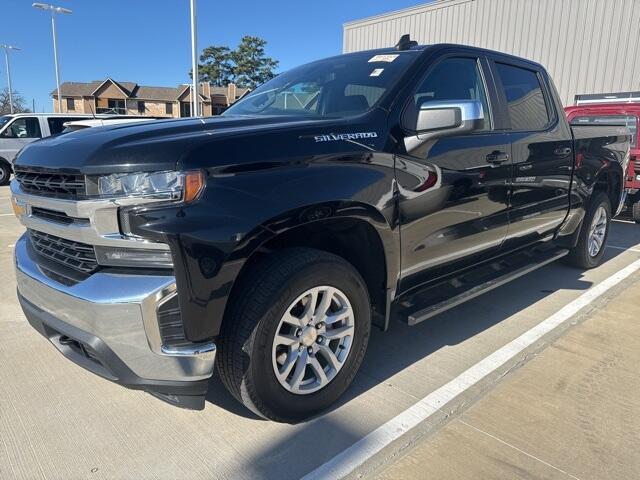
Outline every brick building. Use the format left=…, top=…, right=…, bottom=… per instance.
left=51, top=78, right=249, bottom=117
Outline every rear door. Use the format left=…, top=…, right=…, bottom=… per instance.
left=396, top=53, right=512, bottom=292
left=490, top=58, right=573, bottom=247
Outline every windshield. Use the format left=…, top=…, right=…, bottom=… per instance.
left=223, top=51, right=419, bottom=118
left=0, top=115, right=12, bottom=130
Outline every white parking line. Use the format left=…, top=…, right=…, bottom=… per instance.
left=608, top=245, right=640, bottom=253
left=302, top=258, right=640, bottom=480
left=0, top=213, right=14, bottom=217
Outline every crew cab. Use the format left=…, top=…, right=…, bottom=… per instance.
left=565, top=103, right=640, bottom=222
left=11, top=38, right=629, bottom=422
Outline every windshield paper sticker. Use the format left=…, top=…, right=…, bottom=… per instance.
left=314, top=132, right=378, bottom=143
left=368, top=54, right=399, bottom=63
left=370, top=68, right=384, bottom=77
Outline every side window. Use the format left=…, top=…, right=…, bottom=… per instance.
left=48, top=118, right=68, bottom=135
left=495, top=63, right=551, bottom=131
left=408, top=57, right=491, bottom=131
left=2, top=118, right=42, bottom=138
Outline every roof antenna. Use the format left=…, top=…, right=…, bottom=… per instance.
left=396, top=34, right=418, bottom=51
left=88, top=101, right=96, bottom=119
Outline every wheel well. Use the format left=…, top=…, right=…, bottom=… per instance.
left=594, top=170, right=621, bottom=212
left=228, top=218, right=389, bottom=331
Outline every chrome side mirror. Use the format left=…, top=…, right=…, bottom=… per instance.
left=405, top=100, right=485, bottom=153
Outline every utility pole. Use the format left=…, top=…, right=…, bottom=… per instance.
left=1, top=44, right=20, bottom=114
left=190, top=0, right=199, bottom=117
left=33, top=3, right=72, bottom=113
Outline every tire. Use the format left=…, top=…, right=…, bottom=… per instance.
left=217, top=248, right=371, bottom=423
left=0, top=161, right=10, bottom=187
left=567, top=192, right=611, bottom=269
left=632, top=200, right=640, bottom=224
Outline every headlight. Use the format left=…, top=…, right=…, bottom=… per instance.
left=96, top=170, right=204, bottom=202
left=94, top=245, right=173, bottom=268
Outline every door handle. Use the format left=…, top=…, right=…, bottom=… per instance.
left=554, top=147, right=572, bottom=157
left=486, top=151, right=510, bottom=164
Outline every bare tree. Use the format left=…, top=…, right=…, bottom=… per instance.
left=0, top=88, right=31, bottom=115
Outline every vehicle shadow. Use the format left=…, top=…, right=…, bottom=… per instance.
left=204, top=225, right=636, bottom=478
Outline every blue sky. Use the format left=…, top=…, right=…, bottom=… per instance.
left=2, top=0, right=427, bottom=112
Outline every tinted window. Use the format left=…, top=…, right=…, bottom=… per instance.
left=48, top=118, right=68, bottom=135
left=495, top=63, right=550, bottom=130
left=571, top=114, right=638, bottom=147
left=1, top=117, right=41, bottom=138
left=165, top=102, right=173, bottom=115
left=66, top=98, right=75, bottom=110
left=408, top=57, right=490, bottom=131
left=138, top=101, right=145, bottom=114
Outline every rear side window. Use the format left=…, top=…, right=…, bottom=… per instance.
left=48, top=118, right=68, bottom=135
left=570, top=115, right=637, bottom=147
left=495, top=63, right=551, bottom=131
left=48, top=117, right=86, bottom=135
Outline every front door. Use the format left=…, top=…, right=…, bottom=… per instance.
left=0, top=117, right=43, bottom=162
left=396, top=56, right=512, bottom=293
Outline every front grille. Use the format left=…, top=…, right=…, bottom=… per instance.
left=31, top=207, right=89, bottom=226
left=15, top=169, right=85, bottom=197
left=28, top=229, right=98, bottom=274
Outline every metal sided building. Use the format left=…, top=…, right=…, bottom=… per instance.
left=343, top=0, right=640, bottom=106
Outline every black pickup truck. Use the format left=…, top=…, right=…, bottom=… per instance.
left=12, top=38, right=629, bottom=423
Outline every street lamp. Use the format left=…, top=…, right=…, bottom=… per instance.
left=0, top=44, right=21, bottom=114
left=189, top=0, right=199, bottom=117
left=32, top=3, right=72, bottom=113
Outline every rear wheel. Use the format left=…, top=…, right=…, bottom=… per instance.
left=0, top=161, right=10, bottom=186
left=217, top=248, right=371, bottom=423
left=567, top=192, right=611, bottom=269
left=632, top=200, right=640, bottom=224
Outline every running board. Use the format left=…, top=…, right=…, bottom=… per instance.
left=396, top=247, right=569, bottom=326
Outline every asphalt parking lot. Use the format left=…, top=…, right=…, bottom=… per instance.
left=1, top=183, right=639, bottom=480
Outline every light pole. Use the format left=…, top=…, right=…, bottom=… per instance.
left=190, top=0, right=199, bottom=117
left=32, top=3, right=72, bottom=113
left=0, top=44, right=20, bottom=114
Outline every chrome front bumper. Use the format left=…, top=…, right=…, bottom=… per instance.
left=15, top=234, right=216, bottom=408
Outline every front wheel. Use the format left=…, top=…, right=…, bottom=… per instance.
left=0, top=161, right=11, bottom=186
left=217, top=248, right=371, bottom=423
left=567, top=192, right=611, bottom=269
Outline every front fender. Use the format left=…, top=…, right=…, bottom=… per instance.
left=127, top=152, right=398, bottom=341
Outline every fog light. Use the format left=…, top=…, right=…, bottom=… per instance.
left=94, top=246, right=173, bottom=268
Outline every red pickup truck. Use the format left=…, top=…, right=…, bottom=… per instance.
left=565, top=103, right=640, bottom=222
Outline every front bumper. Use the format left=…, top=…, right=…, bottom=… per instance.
left=15, top=235, right=215, bottom=409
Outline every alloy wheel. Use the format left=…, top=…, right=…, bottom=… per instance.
left=271, top=286, right=355, bottom=395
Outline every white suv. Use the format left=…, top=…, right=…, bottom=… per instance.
left=0, top=113, right=100, bottom=185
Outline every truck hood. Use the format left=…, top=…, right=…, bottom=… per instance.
left=14, top=114, right=380, bottom=175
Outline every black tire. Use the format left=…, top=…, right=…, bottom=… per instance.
left=0, top=161, right=10, bottom=187
left=217, top=248, right=371, bottom=423
left=632, top=200, right=640, bottom=224
left=566, top=192, right=611, bottom=269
